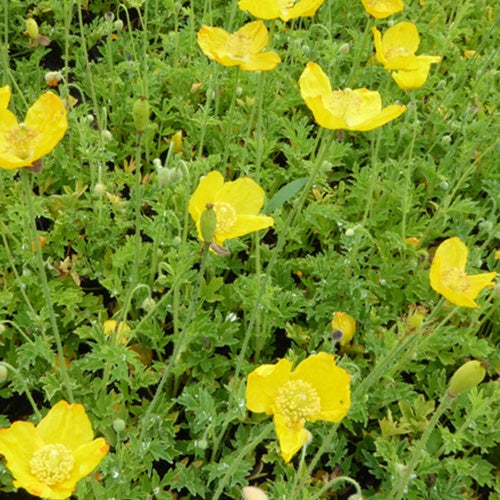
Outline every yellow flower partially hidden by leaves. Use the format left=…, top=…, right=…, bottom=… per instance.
left=0, top=85, right=67, bottom=170
left=430, top=237, right=496, bottom=308
left=103, top=319, right=131, bottom=344
left=372, top=22, right=441, bottom=89
left=299, top=62, right=406, bottom=131
left=0, top=400, right=108, bottom=499
left=189, top=171, right=274, bottom=249
left=246, top=353, right=351, bottom=462
left=238, top=0, right=325, bottom=22
left=197, top=21, right=281, bottom=71
left=361, top=0, right=404, bottom=19
left=331, top=312, right=356, bottom=345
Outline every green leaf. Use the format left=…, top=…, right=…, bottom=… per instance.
left=265, top=177, right=308, bottom=214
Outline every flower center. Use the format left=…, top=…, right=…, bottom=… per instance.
left=275, top=379, right=321, bottom=428
left=226, top=33, right=251, bottom=59
left=441, top=268, right=470, bottom=293
left=386, top=45, right=411, bottom=60
left=212, top=201, right=237, bottom=235
left=30, top=443, right=75, bottom=486
left=6, top=124, right=38, bottom=160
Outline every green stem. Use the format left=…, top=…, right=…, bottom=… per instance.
left=21, top=171, right=74, bottom=402
left=221, top=67, right=240, bottom=168
left=346, top=17, right=373, bottom=87
left=391, top=393, right=454, bottom=500
left=0, top=362, right=41, bottom=419
left=310, top=476, right=362, bottom=500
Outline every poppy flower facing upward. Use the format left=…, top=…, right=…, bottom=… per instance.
left=373, top=22, right=442, bottom=89
left=0, top=85, right=67, bottom=170
left=189, top=171, right=274, bottom=249
left=299, top=62, right=406, bottom=131
left=361, top=0, right=404, bottom=19
left=197, top=21, right=281, bottom=71
left=429, top=237, right=496, bottom=308
left=246, top=353, right=351, bottom=462
left=0, top=400, right=109, bottom=499
left=238, top=0, right=325, bottom=22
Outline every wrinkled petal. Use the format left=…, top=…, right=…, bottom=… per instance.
left=238, top=0, right=281, bottom=20
left=273, top=413, right=309, bottom=462
left=221, top=214, right=274, bottom=242
left=353, top=104, right=406, bottom=131
left=362, top=0, right=404, bottom=19
left=382, top=22, right=419, bottom=59
left=240, top=52, right=281, bottom=71
left=392, top=65, right=431, bottom=89
left=197, top=26, right=230, bottom=61
left=284, top=0, right=325, bottom=21
left=291, top=353, right=351, bottom=422
left=0, top=422, right=44, bottom=484
left=0, top=85, right=11, bottom=108
left=189, top=171, right=225, bottom=222
left=305, top=95, right=350, bottom=130
left=24, top=92, right=67, bottom=161
left=237, top=20, right=268, bottom=53
left=432, top=237, right=468, bottom=273
left=215, top=177, right=265, bottom=215
left=36, top=401, right=94, bottom=451
left=63, top=439, right=109, bottom=487
left=372, top=27, right=389, bottom=66
left=246, top=359, right=292, bottom=414
left=299, top=62, right=332, bottom=99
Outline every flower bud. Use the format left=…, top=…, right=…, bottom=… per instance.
left=44, top=71, right=62, bottom=87
left=171, top=131, right=183, bottom=153
left=331, top=312, right=356, bottom=345
left=0, top=364, right=8, bottom=383
left=339, top=43, right=350, bottom=54
left=132, top=96, right=149, bottom=134
left=101, top=129, right=113, bottom=142
left=114, top=19, right=124, bottom=31
left=0, top=323, right=5, bottom=335
left=447, top=360, right=486, bottom=397
left=93, top=183, right=107, bottom=197
left=242, top=486, right=268, bottom=500
left=113, top=418, right=126, bottom=432
left=195, top=439, right=208, bottom=450
left=141, top=297, right=155, bottom=312
left=200, top=203, right=217, bottom=244
left=25, top=17, right=39, bottom=40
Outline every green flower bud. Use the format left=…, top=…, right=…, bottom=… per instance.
left=200, top=203, right=217, bottom=244
left=26, top=17, right=39, bottom=40
left=113, top=418, right=126, bottom=433
left=447, top=360, right=486, bottom=397
left=133, top=96, right=149, bottom=134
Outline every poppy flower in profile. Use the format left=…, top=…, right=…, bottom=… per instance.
left=246, top=352, right=351, bottom=462
left=0, top=400, right=108, bottom=499
left=361, top=0, right=404, bottom=19
left=197, top=21, right=280, bottom=71
left=0, top=85, right=67, bottom=170
left=238, top=0, right=325, bottom=22
left=299, top=62, right=406, bottom=131
left=331, top=312, right=356, bottom=345
left=372, top=22, right=442, bottom=89
left=429, top=237, right=496, bottom=308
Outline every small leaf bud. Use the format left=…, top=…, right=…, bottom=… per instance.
left=200, top=203, right=217, bottom=244
left=447, top=360, right=486, bottom=397
left=132, top=96, right=149, bottom=134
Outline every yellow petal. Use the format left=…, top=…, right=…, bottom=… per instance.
left=36, top=401, right=94, bottom=451
left=238, top=0, right=281, bottom=20
left=215, top=177, right=265, bottom=215
left=0, top=85, right=11, bottom=108
left=0, top=421, right=44, bottom=485
left=372, top=27, right=389, bottom=66
left=299, top=62, right=332, bottom=99
left=305, top=95, right=350, bottom=130
left=236, top=20, right=268, bottom=53
left=353, top=104, right=406, bottom=131
left=25, top=92, right=67, bottom=161
left=331, top=312, right=356, bottom=344
left=197, top=26, right=230, bottom=62
left=284, top=0, right=325, bottom=21
left=273, top=413, right=309, bottom=462
left=189, top=171, right=225, bottom=222
left=240, top=52, right=281, bottom=71
left=291, top=353, right=351, bottom=422
left=362, top=0, right=404, bottom=19
left=220, top=214, right=274, bottom=242
left=432, top=237, right=468, bottom=273
left=246, top=359, right=292, bottom=414
left=380, top=22, right=420, bottom=69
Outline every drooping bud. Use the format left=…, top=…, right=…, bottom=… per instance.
left=199, top=203, right=217, bottom=244
left=447, top=360, right=486, bottom=397
left=25, top=17, right=39, bottom=40
left=331, top=312, right=356, bottom=345
left=132, top=95, right=149, bottom=134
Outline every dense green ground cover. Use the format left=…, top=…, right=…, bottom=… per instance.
left=0, top=0, right=498, bottom=498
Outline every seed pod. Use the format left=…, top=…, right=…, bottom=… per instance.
left=199, top=203, right=217, bottom=244
left=447, top=360, right=486, bottom=397
left=25, top=17, right=39, bottom=40
left=132, top=95, right=149, bottom=134
left=171, top=131, right=183, bottom=153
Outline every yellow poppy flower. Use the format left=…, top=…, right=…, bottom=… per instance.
left=103, top=319, right=131, bottom=344
left=189, top=171, right=274, bottom=248
left=0, top=85, right=67, bottom=170
left=331, top=312, right=356, bottom=345
left=0, top=400, right=109, bottom=499
left=429, top=237, right=496, bottom=308
left=197, top=21, right=281, bottom=71
left=372, top=22, right=441, bottom=89
left=299, top=62, right=406, bottom=131
left=238, top=0, right=325, bottom=22
left=246, top=352, right=351, bottom=462
left=361, top=0, right=404, bottom=19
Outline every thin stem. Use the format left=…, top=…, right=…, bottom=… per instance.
left=221, top=67, right=240, bottom=168
left=391, top=393, right=454, bottom=500
left=310, top=476, right=363, bottom=500
left=21, top=171, right=74, bottom=402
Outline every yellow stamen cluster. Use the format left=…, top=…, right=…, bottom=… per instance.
left=29, top=443, right=75, bottom=486
left=6, top=124, right=38, bottom=160
left=275, top=379, right=321, bottom=427
left=226, top=33, right=251, bottom=59
left=213, top=201, right=237, bottom=235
